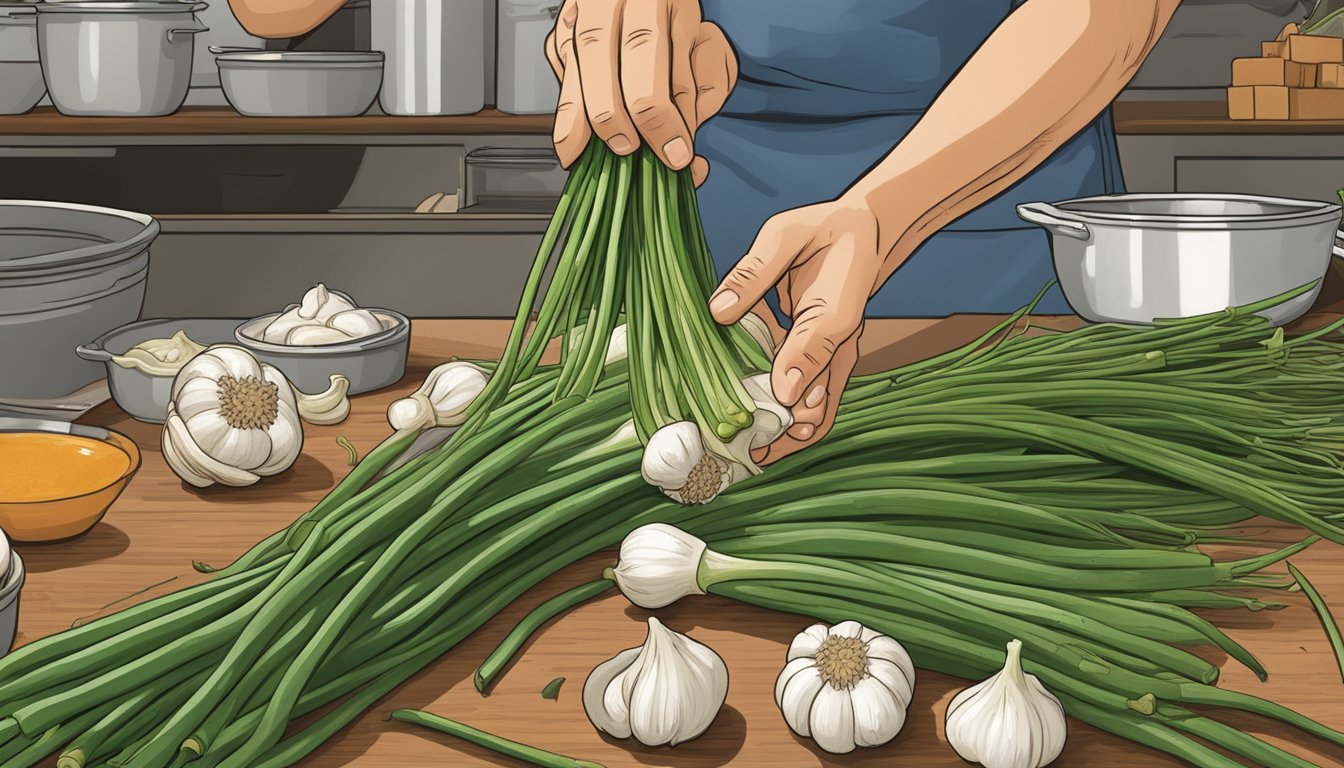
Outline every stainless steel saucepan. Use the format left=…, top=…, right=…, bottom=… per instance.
left=1017, top=193, right=1341, bottom=326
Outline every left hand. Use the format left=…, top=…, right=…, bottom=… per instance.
left=707, top=197, right=889, bottom=464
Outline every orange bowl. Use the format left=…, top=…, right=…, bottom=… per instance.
left=0, top=419, right=141, bottom=543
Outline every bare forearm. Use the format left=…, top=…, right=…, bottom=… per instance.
left=227, top=0, right=346, bottom=38
left=849, top=0, right=1179, bottom=282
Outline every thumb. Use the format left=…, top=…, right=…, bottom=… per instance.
left=708, top=218, right=800, bottom=325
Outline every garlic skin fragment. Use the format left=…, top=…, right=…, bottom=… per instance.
left=944, top=639, right=1066, bottom=768
left=386, top=361, right=489, bottom=432
left=738, top=312, right=777, bottom=359
left=611, top=524, right=708, bottom=609
left=775, top=620, right=916, bottom=754
left=582, top=617, right=728, bottom=747
left=161, top=345, right=304, bottom=488
left=294, top=374, right=351, bottom=426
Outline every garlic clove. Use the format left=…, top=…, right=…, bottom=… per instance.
left=627, top=618, right=728, bottom=746
left=163, top=407, right=261, bottom=488
left=774, top=657, right=816, bottom=710
left=611, top=523, right=708, bottom=609
left=867, top=637, right=916, bottom=683
left=182, top=409, right=232, bottom=455
left=787, top=623, right=830, bottom=661
left=285, top=325, right=353, bottom=346
left=778, top=663, right=824, bottom=738
left=294, top=374, right=351, bottom=426
left=851, top=675, right=906, bottom=748
left=386, top=396, right=433, bottom=433
left=260, top=311, right=308, bottom=344
left=297, top=283, right=329, bottom=319
left=257, top=405, right=303, bottom=476
left=201, top=344, right=264, bottom=381
left=327, top=309, right=384, bottom=338
left=945, top=639, right=1066, bottom=768
left=173, top=376, right=222, bottom=421
left=867, top=658, right=915, bottom=708
left=582, top=647, right=641, bottom=739
left=809, top=685, right=858, bottom=754
left=641, top=421, right=733, bottom=505
left=312, top=288, right=357, bottom=323
left=260, top=364, right=299, bottom=412
left=198, top=415, right=272, bottom=471
left=828, top=620, right=866, bottom=641
left=423, top=362, right=489, bottom=424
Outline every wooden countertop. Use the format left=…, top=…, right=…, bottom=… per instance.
left=1, top=100, right=1334, bottom=137
left=11, top=315, right=1344, bottom=767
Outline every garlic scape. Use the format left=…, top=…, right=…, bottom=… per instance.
left=163, top=345, right=304, bottom=488
left=775, top=621, right=916, bottom=754
left=640, top=373, right=791, bottom=505
left=386, top=361, right=489, bottom=432
left=945, top=639, right=1067, bottom=768
left=582, top=617, right=728, bottom=746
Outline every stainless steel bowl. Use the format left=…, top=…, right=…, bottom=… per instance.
left=1018, top=193, right=1342, bottom=326
left=234, top=303, right=410, bottom=396
left=216, top=50, right=383, bottom=117
left=0, top=552, right=25, bottom=659
left=0, top=3, right=44, bottom=115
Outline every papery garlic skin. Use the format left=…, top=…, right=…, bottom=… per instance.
left=611, top=524, right=708, bottom=609
left=945, top=639, right=1066, bottom=768
left=162, top=345, right=304, bottom=488
left=386, top=361, right=489, bottom=431
left=716, top=373, right=792, bottom=473
left=775, top=620, right=916, bottom=754
left=640, top=421, right=738, bottom=505
left=739, top=312, right=777, bottom=359
left=582, top=617, right=728, bottom=746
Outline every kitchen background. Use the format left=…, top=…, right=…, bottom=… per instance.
left=0, top=0, right=1332, bottom=320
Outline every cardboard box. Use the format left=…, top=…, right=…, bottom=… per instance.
left=1263, top=40, right=1287, bottom=58
left=1232, top=57, right=1316, bottom=86
left=1227, top=85, right=1289, bottom=119
left=1290, top=87, right=1344, bottom=118
left=1277, top=22, right=1300, bottom=42
left=1321, top=62, right=1344, bottom=88
left=1286, top=34, right=1344, bottom=64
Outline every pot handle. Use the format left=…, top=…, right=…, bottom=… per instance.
left=75, top=342, right=113, bottom=363
left=1016, top=202, right=1091, bottom=241
left=166, top=23, right=209, bottom=44
left=209, top=45, right=264, bottom=54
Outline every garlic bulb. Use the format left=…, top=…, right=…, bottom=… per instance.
left=945, top=639, right=1066, bottom=768
left=640, top=374, right=792, bottom=504
left=610, top=523, right=708, bottom=609
left=386, top=361, right=489, bottom=432
left=775, top=621, right=916, bottom=754
left=163, top=346, right=303, bottom=488
left=582, top=617, right=728, bottom=746
left=257, top=284, right=391, bottom=346
left=110, top=331, right=208, bottom=376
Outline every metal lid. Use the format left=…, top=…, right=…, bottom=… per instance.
left=215, top=50, right=383, bottom=67
left=36, top=1, right=207, bottom=13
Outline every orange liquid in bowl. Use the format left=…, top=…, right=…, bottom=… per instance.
left=0, top=433, right=132, bottom=502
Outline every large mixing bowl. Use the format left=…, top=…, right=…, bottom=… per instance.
left=1017, top=193, right=1342, bottom=326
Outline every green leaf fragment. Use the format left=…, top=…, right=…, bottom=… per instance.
left=541, top=677, right=565, bottom=700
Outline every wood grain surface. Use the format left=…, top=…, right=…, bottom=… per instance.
left=9, top=316, right=1344, bottom=767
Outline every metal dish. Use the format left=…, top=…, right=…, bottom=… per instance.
left=0, top=3, right=44, bottom=115
left=215, top=50, right=383, bottom=117
left=0, top=200, right=157, bottom=401
left=36, top=1, right=208, bottom=116
left=1017, top=193, right=1342, bottom=326
left=0, top=552, right=25, bottom=659
left=75, top=318, right=242, bottom=424
left=234, top=302, right=410, bottom=396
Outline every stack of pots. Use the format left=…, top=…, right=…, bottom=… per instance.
left=35, top=0, right=209, bottom=116
left=0, top=1, right=45, bottom=115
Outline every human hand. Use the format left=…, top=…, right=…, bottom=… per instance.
left=545, top=0, right=737, bottom=186
left=708, top=199, right=890, bottom=464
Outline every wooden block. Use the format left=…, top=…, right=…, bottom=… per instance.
left=1277, top=22, right=1300, bottom=42
left=1320, top=62, right=1344, bottom=87
left=1286, top=34, right=1344, bottom=63
left=1290, top=87, right=1344, bottom=118
left=1232, top=57, right=1316, bottom=86
left=1227, top=86, right=1289, bottom=119
left=1264, top=40, right=1287, bottom=58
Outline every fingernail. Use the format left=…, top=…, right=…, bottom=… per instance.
left=781, top=367, right=805, bottom=403
left=608, top=134, right=634, bottom=154
left=663, top=137, right=691, bottom=168
left=804, top=384, right=826, bottom=409
left=709, top=290, right=738, bottom=316
left=789, top=423, right=814, bottom=440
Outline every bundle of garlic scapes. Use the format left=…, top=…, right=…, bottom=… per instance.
left=162, top=345, right=350, bottom=488
left=255, top=284, right=393, bottom=346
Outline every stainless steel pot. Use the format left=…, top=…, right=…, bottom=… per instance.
left=0, top=200, right=157, bottom=400
left=496, top=0, right=558, bottom=114
left=371, top=0, right=485, bottom=116
left=1017, top=193, right=1341, bottom=326
left=0, top=3, right=44, bottom=115
left=215, top=50, right=382, bottom=117
left=36, top=1, right=208, bottom=116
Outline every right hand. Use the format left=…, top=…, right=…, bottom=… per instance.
left=545, top=0, right=738, bottom=185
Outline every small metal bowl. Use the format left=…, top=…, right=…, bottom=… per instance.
left=234, top=302, right=410, bottom=396
left=0, top=552, right=25, bottom=659
left=1018, top=193, right=1341, bottom=326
